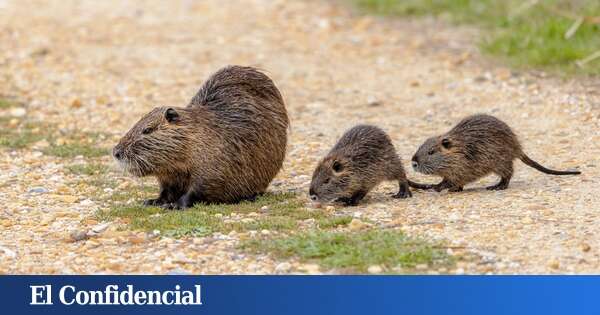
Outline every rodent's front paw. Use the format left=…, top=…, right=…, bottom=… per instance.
left=392, top=191, right=412, bottom=199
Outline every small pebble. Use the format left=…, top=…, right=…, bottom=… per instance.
left=28, top=187, right=49, bottom=194
left=10, top=107, right=26, bottom=117
left=275, top=262, right=292, bottom=273
left=366, top=96, right=382, bottom=107
left=71, top=98, right=82, bottom=108
left=348, top=218, right=370, bottom=231
left=80, top=199, right=94, bottom=206
left=299, top=263, right=320, bottom=274
left=548, top=259, right=560, bottom=270
left=128, top=236, right=145, bottom=245
left=91, top=223, right=110, bottom=234
left=0, top=246, right=17, bottom=259
left=69, top=230, right=89, bottom=242
left=521, top=216, right=534, bottom=224
left=367, top=265, right=382, bottom=274
left=449, top=213, right=460, bottom=222
left=415, top=264, right=428, bottom=271
left=167, top=268, right=191, bottom=275
left=231, top=254, right=244, bottom=261
left=581, top=243, right=591, bottom=253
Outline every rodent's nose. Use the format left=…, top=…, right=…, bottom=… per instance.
left=113, top=146, right=124, bottom=160
left=309, top=188, right=318, bottom=201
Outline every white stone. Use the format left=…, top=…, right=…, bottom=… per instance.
left=367, top=265, right=383, bottom=274
left=275, top=262, right=292, bottom=273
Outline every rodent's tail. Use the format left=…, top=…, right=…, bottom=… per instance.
left=520, top=154, right=581, bottom=175
left=407, top=180, right=434, bottom=190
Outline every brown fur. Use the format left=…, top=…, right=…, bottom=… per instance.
left=309, top=125, right=431, bottom=206
left=113, top=65, right=289, bottom=208
left=411, top=114, right=580, bottom=192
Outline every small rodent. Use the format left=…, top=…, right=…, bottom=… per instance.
left=411, top=114, right=581, bottom=192
left=309, top=125, right=432, bottom=206
left=112, top=65, right=289, bottom=208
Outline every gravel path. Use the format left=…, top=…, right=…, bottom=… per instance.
left=1, top=0, right=599, bottom=274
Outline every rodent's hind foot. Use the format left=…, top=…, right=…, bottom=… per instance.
left=433, top=180, right=449, bottom=192
left=448, top=186, right=463, bottom=192
left=238, top=193, right=259, bottom=202
left=486, top=181, right=509, bottom=191
left=143, top=198, right=164, bottom=207
left=161, top=202, right=186, bottom=210
left=486, top=176, right=510, bottom=191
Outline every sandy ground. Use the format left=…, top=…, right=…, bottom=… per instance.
left=1, top=0, right=599, bottom=274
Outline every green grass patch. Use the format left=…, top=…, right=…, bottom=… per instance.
left=317, top=216, right=353, bottom=229
left=0, top=98, right=16, bottom=109
left=0, top=111, right=109, bottom=155
left=44, top=130, right=109, bottom=158
left=241, top=229, right=453, bottom=273
left=66, top=163, right=109, bottom=176
left=107, top=182, right=154, bottom=202
left=354, top=0, right=600, bottom=75
left=0, top=120, right=50, bottom=149
left=43, top=142, right=108, bottom=158
left=0, top=126, right=45, bottom=149
left=96, top=193, right=315, bottom=237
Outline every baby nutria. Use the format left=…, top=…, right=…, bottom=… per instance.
left=309, top=125, right=432, bottom=206
left=411, top=114, right=580, bottom=192
left=112, top=65, right=289, bottom=209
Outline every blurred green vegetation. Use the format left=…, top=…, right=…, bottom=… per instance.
left=241, top=229, right=454, bottom=273
left=354, top=0, right=600, bottom=75
left=97, top=192, right=355, bottom=237
left=0, top=102, right=110, bottom=157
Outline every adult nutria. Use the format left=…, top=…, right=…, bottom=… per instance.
left=411, top=114, right=580, bottom=192
left=309, top=125, right=432, bottom=206
left=112, top=65, right=289, bottom=208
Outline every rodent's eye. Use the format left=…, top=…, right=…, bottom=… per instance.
left=441, top=138, right=451, bottom=149
left=428, top=149, right=435, bottom=155
left=332, top=160, right=344, bottom=173
left=142, top=127, right=155, bottom=135
left=323, top=178, right=330, bottom=185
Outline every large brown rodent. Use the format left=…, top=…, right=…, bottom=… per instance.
left=112, top=65, right=289, bottom=208
left=411, top=114, right=580, bottom=192
left=309, top=125, right=432, bottom=206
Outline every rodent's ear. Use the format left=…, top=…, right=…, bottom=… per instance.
left=165, top=108, right=179, bottom=123
left=332, top=160, right=344, bottom=174
left=441, top=138, right=451, bottom=149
